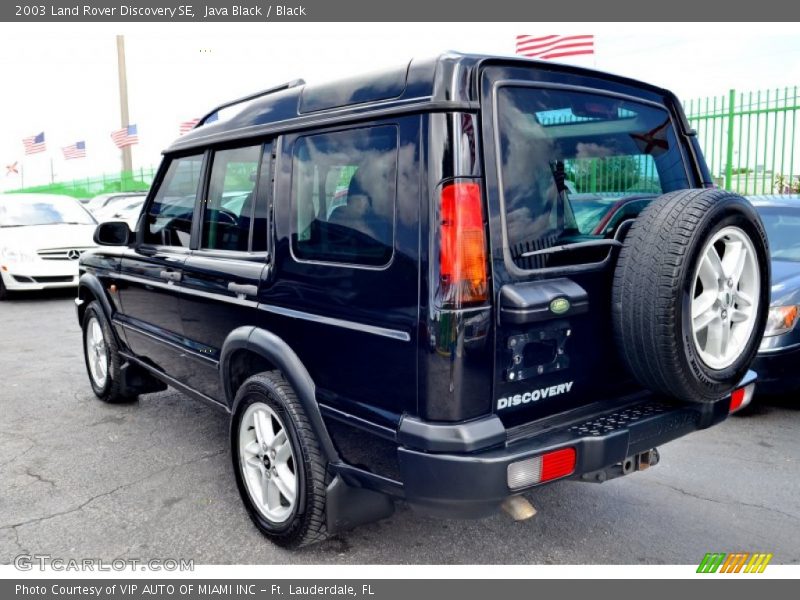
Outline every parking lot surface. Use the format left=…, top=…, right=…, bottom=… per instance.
left=1, top=292, right=799, bottom=565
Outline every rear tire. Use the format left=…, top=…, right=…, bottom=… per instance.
left=0, top=274, right=9, bottom=301
left=231, top=372, right=328, bottom=548
left=612, top=189, right=769, bottom=403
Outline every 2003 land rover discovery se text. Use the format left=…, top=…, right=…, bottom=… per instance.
left=76, top=54, right=770, bottom=548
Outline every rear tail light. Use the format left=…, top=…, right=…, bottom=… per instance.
left=507, top=447, right=576, bottom=490
left=439, top=180, right=488, bottom=307
left=729, top=382, right=755, bottom=413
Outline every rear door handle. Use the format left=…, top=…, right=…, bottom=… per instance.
left=159, top=270, right=182, bottom=283
left=228, top=282, right=258, bottom=297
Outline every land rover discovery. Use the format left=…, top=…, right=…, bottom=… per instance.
left=76, top=53, right=769, bottom=548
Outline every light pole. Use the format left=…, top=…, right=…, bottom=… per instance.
left=116, top=35, right=132, bottom=174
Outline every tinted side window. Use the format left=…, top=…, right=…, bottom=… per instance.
left=201, top=145, right=262, bottom=252
left=291, top=126, right=397, bottom=266
left=143, top=154, right=203, bottom=247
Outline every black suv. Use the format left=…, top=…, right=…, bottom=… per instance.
left=77, top=53, right=770, bottom=548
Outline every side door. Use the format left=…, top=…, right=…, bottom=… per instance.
left=267, top=120, right=420, bottom=425
left=179, top=142, right=270, bottom=401
left=115, top=152, right=204, bottom=379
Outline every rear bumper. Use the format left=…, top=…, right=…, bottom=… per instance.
left=396, top=375, right=753, bottom=518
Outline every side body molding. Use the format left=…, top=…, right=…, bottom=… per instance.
left=220, top=326, right=341, bottom=465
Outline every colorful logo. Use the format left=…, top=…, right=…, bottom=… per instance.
left=697, top=552, right=773, bottom=573
left=550, top=297, right=570, bottom=314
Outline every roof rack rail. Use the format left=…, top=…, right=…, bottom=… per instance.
left=195, top=78, right=306, bottom=128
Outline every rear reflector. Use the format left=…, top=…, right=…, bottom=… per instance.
left=541, top=448, right=578, bottom=481
left=729, top=383, right=755, bottom=413
left=439, top=180, right=488, bottom=307
left=507, top=447, right=577, bottom=490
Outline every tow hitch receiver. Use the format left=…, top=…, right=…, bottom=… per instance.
left=635, top=448, right=660, bottom=471
left=579, top=448, right=660, bottom=483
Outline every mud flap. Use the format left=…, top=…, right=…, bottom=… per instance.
left=325, top=475, right=395, bottom=535
left=118, top=360, right=167, bottom=397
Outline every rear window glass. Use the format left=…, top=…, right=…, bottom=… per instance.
left=495, top=86, right=689, bottom=269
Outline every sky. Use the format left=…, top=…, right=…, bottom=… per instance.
left=1, top=22, right=800, bottom=191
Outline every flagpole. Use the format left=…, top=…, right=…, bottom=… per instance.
left=21, top=163, right=24, bottom=188
left=50, top=157, right=55, bottom=184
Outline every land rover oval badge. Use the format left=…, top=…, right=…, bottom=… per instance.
left=550, top=297, right=570, bottom=314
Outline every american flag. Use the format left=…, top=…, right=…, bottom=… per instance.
left=23, top=132, right=46, bottom=155
left=179, top=118, right=200, bottom=135
left=62, top=141, right=86, bottom=160
left=111, top=124, right=139, bottom=149
left=516, top=35, right=595, bottom=60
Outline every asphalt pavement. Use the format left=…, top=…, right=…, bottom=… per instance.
left=1, top=291, right=798, bottom=565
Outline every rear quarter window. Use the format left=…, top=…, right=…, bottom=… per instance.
left=290, top=125, right=397, bottom=267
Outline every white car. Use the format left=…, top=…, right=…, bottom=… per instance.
left=94, top=196, right=146, bottom=230
left=0, top=194, right=97, bottom=299
left=84, top=192, right=148, bottom=216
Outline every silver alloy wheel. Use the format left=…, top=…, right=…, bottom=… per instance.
left=690, top=226, right=760, bottom=370
left=85, top=316, right=108, bottom=388
left=239, top=402, right=297, bottom=524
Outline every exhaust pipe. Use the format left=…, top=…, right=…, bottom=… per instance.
left=501, top=495, right=537, bottom=521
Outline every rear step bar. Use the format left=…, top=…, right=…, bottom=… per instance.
left=396, top=371, right=756, bottom=519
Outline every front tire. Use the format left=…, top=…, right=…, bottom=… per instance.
left=612, top=189, right=770, bottom=403
left=231, top=372, right=328, bottom=548
left=81, top=301, right=136, bottom=403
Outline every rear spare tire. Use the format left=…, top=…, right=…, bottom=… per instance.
left=612, top=189, right=769, bottom=403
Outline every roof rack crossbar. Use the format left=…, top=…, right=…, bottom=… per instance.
left=196, top=78, right=306, bottom=128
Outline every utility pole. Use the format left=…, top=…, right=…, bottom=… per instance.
left=116, top=35, right=133, bottom=174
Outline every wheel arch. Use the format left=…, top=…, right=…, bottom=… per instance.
left=77, top=273, right=115, bottom=325
left=220, top=326, right=340, bottom=464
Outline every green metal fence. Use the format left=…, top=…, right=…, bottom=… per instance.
left=8, top=167, right=157, bottom=199
left=683, top=87, right=800, bottom=195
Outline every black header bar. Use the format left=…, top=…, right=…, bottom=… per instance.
left=2, top=1, right=800, bottom=22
